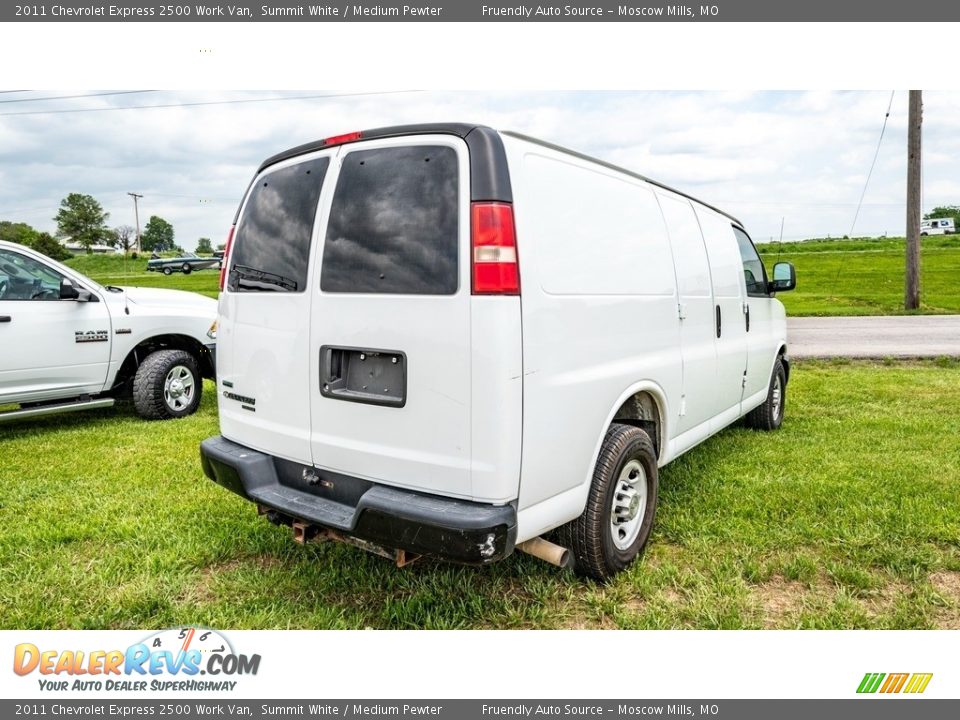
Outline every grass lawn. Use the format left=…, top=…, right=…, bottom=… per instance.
left=1, top=360, right=958, bottom=629
left=65, top=254, right=220, bottom=299
left=757, top=235, right=960, bottom=316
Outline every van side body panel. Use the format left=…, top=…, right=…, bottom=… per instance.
left=503, top=136, right=683, bottom=541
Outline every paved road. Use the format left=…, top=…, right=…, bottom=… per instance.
left=787, top=315, right=960, bottom=358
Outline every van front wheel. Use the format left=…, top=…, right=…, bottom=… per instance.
left=557, top=423, right=659, bottom=581
left=746, top=357, right=786, bottom=431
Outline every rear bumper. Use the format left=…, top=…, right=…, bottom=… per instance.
left=200, top=435, right=517, bottom=565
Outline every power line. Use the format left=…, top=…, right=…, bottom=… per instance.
left=0, top=90, right=157, bottom=105
left=849, top=90, right=896, bottom=236
left=0, top=90, right=421, bottom=118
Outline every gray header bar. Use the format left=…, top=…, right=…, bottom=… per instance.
left=3, top=700, right=959, bottom=719
left=4, top=0, right=958, bottom=22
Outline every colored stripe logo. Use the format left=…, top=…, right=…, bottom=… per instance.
left=857, top=672, right=933, bottom=694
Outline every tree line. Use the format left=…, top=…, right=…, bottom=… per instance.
left=0, top=192, right=216, bottom=258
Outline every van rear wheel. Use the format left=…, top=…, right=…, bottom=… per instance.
left=556, top=423, right=659, bottom=581
left=746, top=357, right=786, bottom=431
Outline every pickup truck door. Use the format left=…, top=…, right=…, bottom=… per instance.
left=0, top=247, right=111, bottom=403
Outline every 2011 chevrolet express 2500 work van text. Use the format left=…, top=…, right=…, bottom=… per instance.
left=200, top=124, right=796, bottom=580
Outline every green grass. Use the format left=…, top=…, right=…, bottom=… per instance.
left=65, top=254, right=220, bottom=299
left=1, top=361, right=958, bottom=629
left=757, top=235, right=960, bottom=316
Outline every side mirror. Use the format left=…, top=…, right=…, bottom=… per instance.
left=60, top=278, right=96, bottom=302
left=770, top=262, right=796, bottom=293
left=60, top=278, right=80, bottom=300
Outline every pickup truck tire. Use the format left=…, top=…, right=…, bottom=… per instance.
left=556, top=423, right=659, bottom=581
left=162, top=267, right=173, bottom=276
left=132, top=349, right=202, bottom=420
left=746, top=357, right=785, bottom=431
left=182, top=264, right=192, bottom=275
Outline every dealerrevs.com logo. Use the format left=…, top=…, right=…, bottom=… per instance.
left=13, top=628, right=261, bottom=693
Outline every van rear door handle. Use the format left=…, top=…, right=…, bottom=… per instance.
left=745, top=304, right=750, bottom=332
left=715, top=305, right=721, bottom=338
left=0, top=316, right=10, bottom=323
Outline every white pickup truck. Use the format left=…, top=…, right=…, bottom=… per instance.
left=0, top=240, right=217, bottom=422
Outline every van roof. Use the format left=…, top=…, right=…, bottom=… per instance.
left=256, top=123, right=742, bottom=228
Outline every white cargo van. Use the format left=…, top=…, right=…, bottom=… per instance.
left=201, top=124, right=796, bottom=580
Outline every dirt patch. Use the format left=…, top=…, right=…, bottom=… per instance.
left=560, top=613, right=618, bottom=630
left=861, top=580, right=909, bottom=619
left=753, top=576, right=813, bottom=628
left=930, top=571, right=960, bottom=629
left=930, top=570, right=960, bottom=600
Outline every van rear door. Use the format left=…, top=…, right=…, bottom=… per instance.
left=307, top=136, right=475, bottom=500
left=217, top=151, right=334, bottom=465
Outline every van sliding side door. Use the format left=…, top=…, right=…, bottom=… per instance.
left=694, top=208, right=748, bottom=427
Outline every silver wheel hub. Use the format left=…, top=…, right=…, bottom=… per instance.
left=163, top=365, right=195, bottom=411
left=610, top=459, right=648, bottom=551
left=772, top=375, right=782, bottom=417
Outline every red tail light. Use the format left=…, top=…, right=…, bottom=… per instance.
left=219, top=225, right=234, bottom=291
left=471, top=202, right=519, bottom=295
left=322, top=131, right=362, bottom=147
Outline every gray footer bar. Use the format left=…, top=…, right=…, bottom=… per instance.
left=3, top=700, right=957, bottom=719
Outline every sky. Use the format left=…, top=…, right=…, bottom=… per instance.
left=1, top=89, right=958, bottom=251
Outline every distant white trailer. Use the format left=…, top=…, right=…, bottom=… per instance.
left=921, top=218, right=955, bottom=235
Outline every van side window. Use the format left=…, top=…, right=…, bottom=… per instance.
left=229, top=157, right=330, bottom=293
left=733, top=227, right=768, bottom=297
left=321, top=145, right=459, bottom=295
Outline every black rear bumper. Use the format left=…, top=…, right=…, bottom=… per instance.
left=200, top=435, right=517, bottom=565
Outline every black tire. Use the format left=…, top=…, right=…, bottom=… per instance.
left=556, top=423, right=659, bottom=581
left=746, top=357, right=786, bottom=431
left=162, top=267, right=173, bottom=276
left=132, top=349, right=202, bottom=420
left=182, top=264, right=192, bottom=275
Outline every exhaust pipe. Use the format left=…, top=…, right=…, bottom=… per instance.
left=517, top=537, right=572, bottom=569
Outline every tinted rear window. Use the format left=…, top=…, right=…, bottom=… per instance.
left=320, top=145, right=459, bottom=295
left=229, top=157, right=329, bottom=293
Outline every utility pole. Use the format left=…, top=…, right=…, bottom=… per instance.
left=127, top=192, right=143, bottom=254
left=905, top=90, right=922, bottom=311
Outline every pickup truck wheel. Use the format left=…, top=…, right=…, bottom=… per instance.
left=556, top=423, right=659, bottom=581
left=182, top=264, right=192, bottom=275
left=133, top=349, right=202, bottom=420
left=746, top=357, right=786, bottom=431
left=162, top=267, right=173, bottom=276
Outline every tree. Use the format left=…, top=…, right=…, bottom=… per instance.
left=195, top=237, right=213, bottom=254
left=0, top=220, right=39, bottom=247
left=113, top=225, right=137, bottom=254
left=924, top=205, right=960, bottom=230
left=54, top=193, right=110, bottom=252
left=28, top=232, right=72, bottom=261
left=140, top=215, right=175, bottom=253
left=0, top=221, right=71, bottom=260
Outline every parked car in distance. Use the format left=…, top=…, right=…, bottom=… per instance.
left=200, top=123, right=797, bottom=580
left=147, top=252, right=220, bottom=275
left=0, top=240, right=217, bottom=422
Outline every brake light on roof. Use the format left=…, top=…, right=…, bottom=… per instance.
left=219, top=225, right=234, bottom=291
left=322, top=131, right=362, bottom=147
left=471, top=202, right=520, bottom=295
